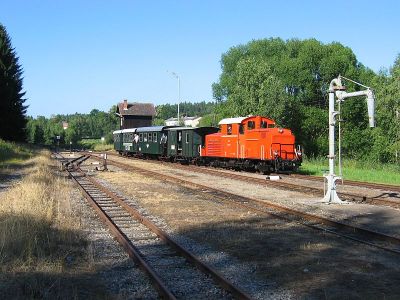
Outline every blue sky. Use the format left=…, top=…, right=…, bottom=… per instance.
left=1, top=0, right=399, bottom=117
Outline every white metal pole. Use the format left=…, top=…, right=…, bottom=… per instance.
left=178, top=76, right=180, bottom=125
left=323, top=77, right=343, bottom=203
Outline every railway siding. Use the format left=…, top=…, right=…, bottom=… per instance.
left=84, top=155, right=400, bottom=299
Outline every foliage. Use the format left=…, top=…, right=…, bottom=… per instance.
left=300, top=157, right=400, bottom=185
left=26, top=107, right=119, bottom=147
left=155, top=101, right=216, bottom=120
left=0, top=23, right=27, bottom=142
left=213, top=37, right=399, bottom=162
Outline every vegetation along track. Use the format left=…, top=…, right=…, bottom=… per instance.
left=87, top=153, right=400, bottom=255
left=58, top=155, right=251, bottom=300
left=101, top=151, right=400, bottom=209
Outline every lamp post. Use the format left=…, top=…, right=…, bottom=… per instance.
left=169, top=71, right=180, bottom=125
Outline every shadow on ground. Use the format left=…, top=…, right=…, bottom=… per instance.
left=176, top=212, right=400, bottom=299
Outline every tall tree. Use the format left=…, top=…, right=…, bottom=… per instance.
left=0, top=23, right=27, bottom=141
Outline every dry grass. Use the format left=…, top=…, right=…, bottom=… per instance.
left=0, top=151, right=105, bottom=299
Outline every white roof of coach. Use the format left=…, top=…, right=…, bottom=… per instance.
left=113, top=130, right=123, bottom=134
left=218, top=117, right=247, bottom=125
left=122, top=128, right=137, bottom=133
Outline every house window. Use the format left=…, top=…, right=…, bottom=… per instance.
left=261, top=121, right=267, bottom=128
left=153, top=132, right=157, bottom=142
left=247, top=121, right=255, bottom=130
left=185, top=133, right=189, bottom=144
left=148, top=133, right=152, bottom=142
left=227, top=124, right=232, bottom=135
left=139, top=133, right=143, bottom=142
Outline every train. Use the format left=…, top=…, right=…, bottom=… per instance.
left=113, top=115, right=302, bottom=173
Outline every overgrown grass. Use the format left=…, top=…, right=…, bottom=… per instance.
left=299, top=157, right=400, bottom=185
left=0, top=151, right=106, bottom=299
left=0, top=139, right=33, bottom=166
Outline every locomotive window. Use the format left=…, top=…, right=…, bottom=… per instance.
left=144, top=133, right=147, bottom=142
left=260, top=121, right=267, bottom=128
left=153, top=132, right=157, bottom=142
left=247, top=121, right=255, bottom=130
left=268, top=124, right=275, bottom=128
left=139, top=133, right=143, bottom=142
left=239, top=124, right=244, bottom=134
left=227, top=124, right=232, bottom=135
left=185, top=133, right=189, bottom=144
left=148, top=133, right=152, bottom=142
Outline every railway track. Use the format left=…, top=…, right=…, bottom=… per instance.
left=87, top=154, right=400, bottom=255
left=101, top=152, right=400, bottom=209
left=289, top=173, right=400, bottom=193
left=58, top=155, right=250, bottom=299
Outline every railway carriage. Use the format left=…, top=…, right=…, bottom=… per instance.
left=113, top=130, right=123, bottom=153
left=167, top=127, right=219, bottom=163
left=136, top=126, right=169, bottom=158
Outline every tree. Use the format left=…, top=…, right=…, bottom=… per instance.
left=213, top=38, right=378, bottom=157
left=0, top=23, right=27, bottom=141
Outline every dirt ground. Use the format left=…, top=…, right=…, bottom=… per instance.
left=93, top=158, right=400, bottom=299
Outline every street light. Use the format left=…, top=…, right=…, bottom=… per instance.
left=168, top=71, right=180, bottom=125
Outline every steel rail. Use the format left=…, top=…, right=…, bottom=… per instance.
left=68, top=170, right=177, bottom=299
left=289, top=173, right=400, bottom=193
left=82, top=172, right=252, bottom=300
left=94, top=155, right=400, bottom=255
left=95, top=152, right=400, bottom=209
left=66, top=157, right=251, bottom=300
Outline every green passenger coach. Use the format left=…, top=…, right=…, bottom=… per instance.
left=113, top=130, right=123, bottom=153
left=167, top=127, right=219, bottom=162
left=136, top=126, right=168, bottom=157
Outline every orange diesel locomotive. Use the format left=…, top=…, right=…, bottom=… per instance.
left=199, top=115, right=302, bottom=173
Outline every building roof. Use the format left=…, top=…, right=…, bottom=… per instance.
left=116, top=101, right=156, bottom=116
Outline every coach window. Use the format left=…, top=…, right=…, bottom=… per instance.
left=148, top=132, right=152, bottom=142
left=247, top=121, right=255, bottom=130
left=185, top=133, right=189, bottom=144
left=227, top=124, right=232, bottom=135
left=139, top=133, right=143, bottom=142
left=153, top=132, right=157, bottom=142
left=261, top=120, right=267, bottom=128
left=239, top=124, right=244, bottom=134
left=144, top=133, right=148, bottom=142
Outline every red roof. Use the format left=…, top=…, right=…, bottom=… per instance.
left=116, top=101, right=156, bottom=116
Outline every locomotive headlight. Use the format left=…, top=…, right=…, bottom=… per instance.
left=278, top=128, right=284, bottom=133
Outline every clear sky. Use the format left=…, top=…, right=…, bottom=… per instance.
left=1, top=0, right=399, bottom=117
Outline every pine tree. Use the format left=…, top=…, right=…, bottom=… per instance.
left=0, top=23, right=27, bottom=141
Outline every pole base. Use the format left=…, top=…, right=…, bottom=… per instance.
left=322, top=174, right=347, bottom=204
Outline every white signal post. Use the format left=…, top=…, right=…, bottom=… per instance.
left=168, top=71, right=180, bottom=125
left=323, top=75, right=375, bottom=203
